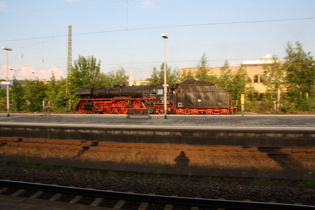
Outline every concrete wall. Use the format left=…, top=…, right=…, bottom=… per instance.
left=1, top=124, right=314, bottom=147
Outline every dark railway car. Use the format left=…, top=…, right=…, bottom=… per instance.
left=74, top=80, right=236, bottom=115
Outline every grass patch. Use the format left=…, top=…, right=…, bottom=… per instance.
left=38, top=163, right=53, bottom=170
left=106, top=171, right=119, bottom=177
left=251, top=176, right=271, bottom=187
left=59, top=166, right=74, bottom=173
left=0, top=159, right=8, bottom=166
left=299, top=172, right=315, bottom=188
left=203, top=176, right=220, bottom=184
left=13, top=160, right=37, bottom=169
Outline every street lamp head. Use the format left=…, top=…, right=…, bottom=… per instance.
left=161, top=33, right=168, bottom=39
left=2, top=47, right=13, bottom=51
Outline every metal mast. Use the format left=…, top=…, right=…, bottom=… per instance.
left=67, top=25, right=72, bottom=109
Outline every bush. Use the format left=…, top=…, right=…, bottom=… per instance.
left=245, top=100, right=259, bottom=112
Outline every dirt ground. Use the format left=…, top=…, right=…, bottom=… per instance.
left=1, top=142, right=314, bottom=180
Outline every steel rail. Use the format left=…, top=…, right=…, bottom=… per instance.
left=0, top=179, right=314, bottom=209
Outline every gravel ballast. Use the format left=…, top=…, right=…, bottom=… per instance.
left=0, top=165, right=314, bottom=205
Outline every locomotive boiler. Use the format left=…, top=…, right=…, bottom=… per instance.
left=74, top=80, right=236, bottom=115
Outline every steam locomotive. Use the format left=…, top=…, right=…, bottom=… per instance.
left=74, top=80, right=236, bottom=115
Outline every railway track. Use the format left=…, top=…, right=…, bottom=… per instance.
left=1, top=179, right=314, bottom=210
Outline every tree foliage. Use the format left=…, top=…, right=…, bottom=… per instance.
left=215, top=61, right=247, bottom=106
left=107, top=68, right=129, bottom=86
left=196, top=53, right=217, bottom=83
left=196, top=53, right=209, bottom=81
left=180, top=69, right=194, bottom=82
left=262, top=55, right=286, bottom=111
left=46, top=75, right=70, bottom=112
left=150, top=63, right=179, bottom=85
left=218, top=60, right=233, bottom=93
left=284, top=41, right=315, bottom=111
left=23, top=79, right=47, bottom=112
left=231, top=65, right=247, bottom=102
left=68, top=55, right=101, bottom=91
left=0, top=81, right=7, bottom=111
left=67, top=55, right=101, bottom=108
left=10, top=79, right=24, bottom=111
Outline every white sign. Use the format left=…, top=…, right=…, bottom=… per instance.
left=0, top=81, right=14, bottom=85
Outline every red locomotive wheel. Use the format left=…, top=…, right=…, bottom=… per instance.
left=205, top=109, right=214, bottom=114
left=92, top=103, right=103, bottom=114
left=185, top=108, right=191, bottom=115
left=103, top=104, right=114, bottom=114
left=155, top=106, right=164, bottom=114
left=114, top=101, right=128, bottom=114
left=213, top=108, right=221, bottom=115
left=79, top=109, right=87, bottom=114
left=131, top=101, right=145, bottom=109
left=220, top=108, right=230, bottom=114
left=79, top=104, right=87, bottom=114
left=176, top=108, right=185, bottom=115
left=190, top=109, right=199, bottom=115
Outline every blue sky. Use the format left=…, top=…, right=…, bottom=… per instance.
left=0, top=0, right=314, bottom=81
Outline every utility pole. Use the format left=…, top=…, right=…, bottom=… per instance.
left=2, top=47, right=13, bottom=117
left=161, top=33, right=168, bottom=119
left=67, top=25, right=72, bottom=110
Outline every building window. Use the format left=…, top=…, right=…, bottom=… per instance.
left=253, top=75, right=259, bottom=83
left=260, top=75, right=264, bottom=83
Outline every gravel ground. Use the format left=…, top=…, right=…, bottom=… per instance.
left=0, top=165, right=314, bottom=205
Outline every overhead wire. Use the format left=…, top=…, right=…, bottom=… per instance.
left=1, top=16, right=314, bottom=42
left=1, top=3, right=312, bottom=80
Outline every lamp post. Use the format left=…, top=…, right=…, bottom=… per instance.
left=2, top=47, right=13, bottom=117
left=161, top=33, right=168, bottom=119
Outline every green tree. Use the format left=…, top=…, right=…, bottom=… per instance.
left=107, top=68, right=129, bottom=86
left=45, top=72, right=69, bottom=112
left=149, top=63, right=179, bottom=85
left=218, top=60, right=233, bottom=93
left=180, top=69, right=195, bottom=82
left=94, top=72, right=110, bottom=87
left=0, top=81, right=6, bottom=111
left=196, top=53, right=209, bottom=81
left=150, top=66, right=160, bottom=85
left=10, top=79, right=25, bottom=112
left=231, top=65, right=247, bottom=104
left=262, top=55, right=286, bottom=111
left=284, top=41, right=315, bottom=111
left=68, top=55, right=101, bottom=108
left=196, top=53, right=217, bottom=83
left=55, top=79, right=69, bottom=112
left=23, top=79, right=47, bottom=112
left=68, top=55, right=101, bottom=91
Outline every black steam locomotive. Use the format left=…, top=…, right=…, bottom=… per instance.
left=74, top=80, right=236, bottom=115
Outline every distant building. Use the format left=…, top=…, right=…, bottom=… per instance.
left=129, top=78, right=150, bottom=86
left=180, top=55, right=282, bottom=96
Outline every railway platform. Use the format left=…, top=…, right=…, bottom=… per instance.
left=0, top=113, right=315, bottom=128
left=0, top=113, right=315, bottom=146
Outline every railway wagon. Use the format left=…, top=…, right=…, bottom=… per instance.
left=74, top=80, right=236, bottom=115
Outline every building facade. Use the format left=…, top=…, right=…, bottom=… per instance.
left=129, top=78, right=150, bottom=86
left=180, top=55, right=281, bottom=96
